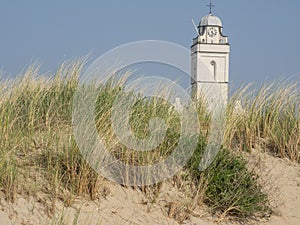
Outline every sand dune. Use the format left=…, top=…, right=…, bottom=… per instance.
left=0, top=150, right=299, bottom=225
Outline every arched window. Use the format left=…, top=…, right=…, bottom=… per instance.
left=210, top=60, right=217, bottom=80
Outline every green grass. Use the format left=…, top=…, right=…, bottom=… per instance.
left=94, top=83, right=181, bottom=167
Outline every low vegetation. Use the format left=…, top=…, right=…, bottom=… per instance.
left=0, top=60, right=298, bottom=223
left=225, top=81, right=299, bottom=162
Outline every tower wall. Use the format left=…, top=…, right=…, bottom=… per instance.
left=191, top=15, right=230, bottom=105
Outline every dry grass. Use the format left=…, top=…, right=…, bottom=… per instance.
left=0, top=59, right=105, bottom=205
left=225, top=81, right=299, bottom=162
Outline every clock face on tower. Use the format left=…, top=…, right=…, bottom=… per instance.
left=208, top=27, right=217, bottom=37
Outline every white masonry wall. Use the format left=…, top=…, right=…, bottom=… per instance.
left=191, top=28, right=230, bottom=104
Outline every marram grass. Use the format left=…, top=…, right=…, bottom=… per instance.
left=225, top=81, right=299, bottom=162
left=1, top=60, right=298, bottom=221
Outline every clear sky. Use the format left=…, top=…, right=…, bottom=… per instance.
left=0, top=0, right=299, bottom=88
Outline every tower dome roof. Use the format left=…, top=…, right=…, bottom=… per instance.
left=199, top=14, right=222, bottom=27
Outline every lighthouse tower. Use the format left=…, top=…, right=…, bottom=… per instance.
left=191, top=5, right=230, bottom=104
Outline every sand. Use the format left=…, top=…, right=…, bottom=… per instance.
left=0, top=150, right=299, bottom=225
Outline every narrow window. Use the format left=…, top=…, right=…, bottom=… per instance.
left=210, top=61, right=217, bottom=80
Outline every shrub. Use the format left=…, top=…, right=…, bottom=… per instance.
left=188, top=141, right=270, bottom=218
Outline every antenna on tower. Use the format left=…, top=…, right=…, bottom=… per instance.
left=192, top=19, right=199, bottom=35
left=207, top=0, right=215, bottom=14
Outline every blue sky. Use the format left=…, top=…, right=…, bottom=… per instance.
left=0, top=0, right=299, bottom=88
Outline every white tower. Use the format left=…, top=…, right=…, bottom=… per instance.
left=191, top=6, right=230, bottom=104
